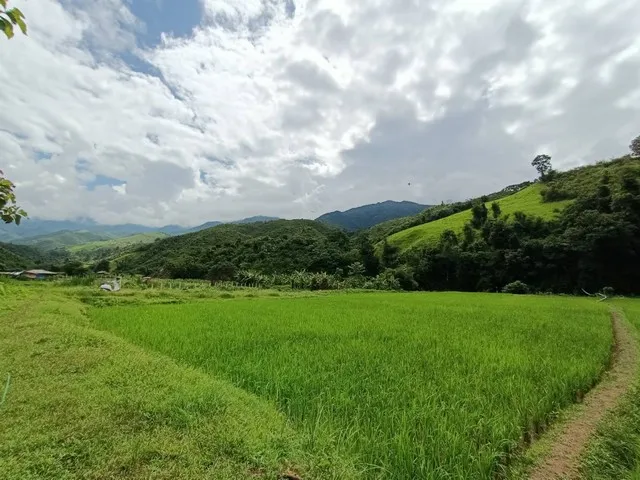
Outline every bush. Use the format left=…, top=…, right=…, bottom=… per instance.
left=502, top=281, right=530, bottom=294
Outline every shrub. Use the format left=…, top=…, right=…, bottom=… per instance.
left=502, top=281, right=530, bottom=294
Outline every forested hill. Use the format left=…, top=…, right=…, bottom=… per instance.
left=117, top=220, right=354, bottom=278
left=0, top=242, right=66, bottom=271
left=114, top=154, right=640, bottom=295
left=317, top=200, right=430, bottom=231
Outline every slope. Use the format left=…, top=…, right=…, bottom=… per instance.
left=69, top=232, right=169, bottom=254
left=0, top=242, right=65, bottom=271
left=317, top=200, right=430, bottom=231
left=387, top=184, right=572, bottom=252
left=117, top=219, right=352, bottom=278
left=13, top=230, right=116, bottom=250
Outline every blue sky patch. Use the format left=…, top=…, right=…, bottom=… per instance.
left=130, top=0, right=203, bottom=48
left=34, top=150, right=53, bottom=163
left=85, top=174, right=126, bottom=191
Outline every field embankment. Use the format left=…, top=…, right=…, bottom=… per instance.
left=0, top=284, right=354, bottom=479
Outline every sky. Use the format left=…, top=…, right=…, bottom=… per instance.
left=1, top=0, right=639, bottom=227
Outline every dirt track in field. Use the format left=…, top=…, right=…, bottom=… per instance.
left=528, top=311, right=638, bottom=480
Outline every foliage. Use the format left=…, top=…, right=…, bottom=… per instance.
left=532, top=154, right=553, bottom=180
left=0, top=170, right=27, bottom=225
left=93, top=259, right=110, bottom=273
left=631, top=135, right=640, bottom=157
left=502, top=280, right=530, bottom=294
left=407, top=157, right=640, bottom=294
left=89, top=292, right=611, bottom=479
left=0, top=1, right=26, bottom=41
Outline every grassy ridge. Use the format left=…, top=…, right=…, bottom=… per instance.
left=0, top=284, right=355, bottom=479
left=89, top=292, right=612, bottom=479
left=386, top=185, right=572, bottom=252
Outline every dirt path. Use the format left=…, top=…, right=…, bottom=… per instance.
left=528, top=311, right=638, bottom=480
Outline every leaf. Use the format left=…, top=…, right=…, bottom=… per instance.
left=1, top=18, right=13, bottom=39
left=15, top=15, right=25, bottom=35
left=10, top=8, right=25, bottom=20
left=14, top=214, right=20, bottom=225
left=0, top=1, right=6, bottom=9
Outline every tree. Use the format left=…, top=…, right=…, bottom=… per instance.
left=0, top=170, right=27, bottom=224
left=207, top=261, right=236, bottom=284
left=531, top=154, right=552, bottom=180
left=381, top=240, right=400, bottom=269
left=359, top=236, right=380, bottom=277
left=0, top=1, right=27, bottom=40
left=93, top=259, right=110, bottom=273
left=631, top=135, right=640, bottom=157
left=491, top=202, right=501, bottom=219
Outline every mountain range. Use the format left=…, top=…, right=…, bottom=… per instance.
left=0, top=201, right=430, bottom=245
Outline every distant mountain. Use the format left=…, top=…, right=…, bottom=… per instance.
left=233, top=216, right=280, bottom=224
left=316, top=200, right=431, bottom=231
left=0, top=216, right=281, bottom=243
left=12, top=230, right=115, bottom=250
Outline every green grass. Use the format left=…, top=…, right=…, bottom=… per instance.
left=88, top=292, right=612, bottom=479
left=580, top=299, right=640, bottom=479
left=69, top=232, right=168, bottom=253
left=0, top=284, right=354, bottom=479
left=386, top=185, right=572, bottom=253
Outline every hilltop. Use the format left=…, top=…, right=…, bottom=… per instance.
left=317, top=200, right=430, bottom=231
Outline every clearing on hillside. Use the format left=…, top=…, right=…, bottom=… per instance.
left=89, top=292, right=612, bottom=479
left=386, top=184, right=571, bottom=253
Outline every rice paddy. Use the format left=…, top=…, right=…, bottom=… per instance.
left=88, top=291, right=612, bottom=479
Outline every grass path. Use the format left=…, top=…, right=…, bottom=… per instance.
left=528, top=311, right=639, bottom=479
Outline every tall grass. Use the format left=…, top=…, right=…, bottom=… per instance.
left=89, top=292, right=611, bottom=479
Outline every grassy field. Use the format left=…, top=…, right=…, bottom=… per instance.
left=88, top=292, right=612, bottom=479
left=386, top=185, right=573, bottom=253
left=69, top=232, right=168, bottom=253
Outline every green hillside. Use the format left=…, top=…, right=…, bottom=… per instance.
left=69, top=232, right=168, bottom=253
left=0, top=242, right=65, bottom=271
left=13, top=230, right=115, bottom=250
left=117, top=220, right=352, bottom=278
left=387, top=184, right=572, bottom=252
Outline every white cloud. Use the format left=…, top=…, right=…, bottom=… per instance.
left=0, top=0, right=638, bottom=227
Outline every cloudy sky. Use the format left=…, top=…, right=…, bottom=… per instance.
left=1, top=0, right=638, bottom=226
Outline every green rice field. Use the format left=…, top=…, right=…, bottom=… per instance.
left=89, top=292, right=612, bottom=479
left=386, top=185, right=573, bottom=253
